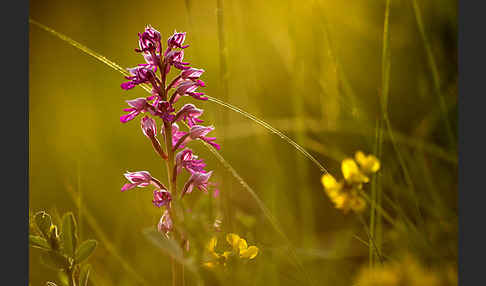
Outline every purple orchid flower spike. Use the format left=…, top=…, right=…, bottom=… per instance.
left=121, top=171, right=166, bottom=192
left=171, top=124, right=220, bottom=150
left=175, top=149, right=206, bottom=175
left=158, top=209, right=173, bottom=236
left=164, top=123, right=188, bottom=148
left=166, top=31, right=189, bottom=54
left=120, top=98, right=155, bottom=123
left=152, top=189, right=172, bottom=208
left=164, top=50, right=190, bottom=75
left=188, top=125, right=220, bottom=150
left=135, top=25, right=162, bottom=54
left=119, top=27, right=223, bottom=237
left=181, top=171, right=213, bottom=198
left=153, top=100, right=175, bottom=123
left=121, top=66, right=158, bottom=90
left=167, top=68, right=205, bottom=90
left=141, top=116, right=168, bottom=159
left=171, top=79, right=207, bottom=103
left=141, top=116, right=157, bottom=138
left=181, top=68, right=204, bottom=80
left=173, top=104, right=204, bottom=127
left=140, top=53, right=161, bottom=72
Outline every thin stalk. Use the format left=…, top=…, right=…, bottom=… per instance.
left=217, top=0, right=234, bottom=230
left=76, top=159, right=82, bottom=239
left=358, top=214, right=384, bottom=265
left=369, top=124, right=377, bottom=268
left=361, top=192, right=395, bottom=227
left=375, top=119, right=384, bottom=264
left=171, top=257, right=177, bottom=286
left=411, top=0, right=455, bottom=148
left=68, top=268, right=76, bottom=286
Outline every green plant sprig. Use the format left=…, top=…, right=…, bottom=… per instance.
left=29, top=210, right=97, bottom=286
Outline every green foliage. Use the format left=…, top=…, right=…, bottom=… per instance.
left=29, top=235, right=50, bottom=250
left=61, top=213, right=78, bottom=258
left=75, top=240, right=97, bottom=264
left=143, top=228, right=196, bottom=273
left=30, top=210, right=98, bottom=286
left=34, top=211, right=52, bottom=238
left=40, top=251, right=70, bottom=270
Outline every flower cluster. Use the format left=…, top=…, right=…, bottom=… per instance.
left=321, top=151, right=380, bottom=213
left=118, top=26, right=220, bottom=236
left=203, top=233, right=259, bottom=269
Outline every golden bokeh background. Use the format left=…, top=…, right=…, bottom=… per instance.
left=30, top=0, right=457, bottom=285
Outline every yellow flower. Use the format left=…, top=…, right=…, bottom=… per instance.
left=226, top=233, right=259, bottom=259
left=321, top=174, right=343, bottom=198
left=203, top=234, right=259, bottom=269
left=334, top=189, right=366, bottom=213
left=205, top=237, right=231, bottom=268
left=321, top=174, right=366, bottom=213
left=342, top=158, right=369, bottom=184
left=207, top=237, right=219, bottom=259
left=355, top=151, right=380, bottom=174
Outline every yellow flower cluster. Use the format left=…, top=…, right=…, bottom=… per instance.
left=321, top=151, right=380, bottom=213
left=354, top=255, right=446, bottom=286
left=203, top=233, right=259, bottom=268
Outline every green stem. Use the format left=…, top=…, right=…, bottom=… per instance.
left=68, top=267, right=77, bottom=286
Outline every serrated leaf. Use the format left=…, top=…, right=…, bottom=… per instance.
left=61, top=212, right=78, bottom=258
left=79, top=264, right=92, bottom=286
left=40, top=251, right=70, bottom=270
left=75, top=240, right=97, bottom=263
left=143, top=228, right=196, bottom=274
left=29, top=235, right=51, bottom=250
left=35, top=211, right=52, bottom=238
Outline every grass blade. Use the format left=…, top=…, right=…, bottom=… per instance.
left=411, top=0, right=455, bottom=148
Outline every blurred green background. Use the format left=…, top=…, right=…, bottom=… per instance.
left=29, top=0, right=457, bottom=285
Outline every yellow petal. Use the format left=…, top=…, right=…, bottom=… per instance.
left=326, top=187, right=341, bottom=200
left=333, top=194, right=347, bottom=208
left=207, top=237, right=220, bottom=259
left=222, top=251, right=232, bottom=259
left=238, top=238, right=248, bottom=253
left=203, top=262, right=216, bottom=269
left=342, top=158, right=369, bottom=183
left=355, top=151, right=380, bottom=174
left=240, top=246, right=259, bottom=259
left=226, top=233, right=241, bottom=249
left=207, top=237, right=217, bottom=252
left=321, top=174, right=338, bottom=189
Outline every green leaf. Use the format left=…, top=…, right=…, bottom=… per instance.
left=40, top=251, right=71, bottom=270
left=143, top=228, right=196, bottom=274
left=29, top=235, right=51, bottom=250
left=75, top=240, right=97, bottom=263
left=79, top=264, right=92, bottom=286
left=57, top=270, right=69, bottom=286
left=34, top=211, right=52, bottom=238
left=61, top=212, right=78, bottom=258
